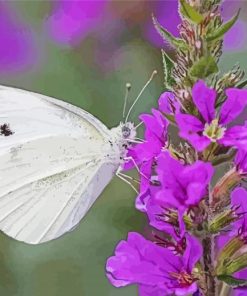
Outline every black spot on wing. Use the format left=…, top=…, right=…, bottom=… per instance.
left=0, top=123, right=14, bottom=136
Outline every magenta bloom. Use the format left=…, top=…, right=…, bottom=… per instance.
left=217, top=187, right=247, bottom=252
left=144, top=1, right=180, bottom=48
left=126, top=109, right=168, bottom=169
left=0, top=3, right=36, bottom=73
left=235, top=148, right=247, bottom=174
left=125, top=109, right=168, bottom=209
left=176, top=80, right=247, bottom=151
left=155, top=151, right=214, bottom=213
left=217, top=188, right=247, bottom=293
left=159, top=91, right=181, bottom=115
left=45, top=0, right=107, bottom=46
left=106, top=232, right=202, bottom=295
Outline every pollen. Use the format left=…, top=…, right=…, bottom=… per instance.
left=170, top=270, right=194, bottom=287
left=203, top=119, right=226, bottom=142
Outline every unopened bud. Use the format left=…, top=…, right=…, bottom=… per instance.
left=216, top=237, right=245, bottom=275
left=212, top=168, right=242, bottom=210
left=209, top=209, right=237, bottom=234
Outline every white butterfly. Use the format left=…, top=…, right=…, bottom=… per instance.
left=0, top=72, right=156, bottom=245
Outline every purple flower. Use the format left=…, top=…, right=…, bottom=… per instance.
left=106, top=232, right=202, bottom=295
left=144, top=1, right=180, bottom=48
left=235, top=148, right=247, bottom=174
left=221, top=1, right=247, bottom=52
left=155, top=151, right=214, bottom=213
left=126, top=109, right=168, bottom=168
left=0, top=3, right=36, bottom=73
left=159, top=91, right=181, bottom=115
left=176, top=80, right=247, bottom=151
left=125, top=109, right=168, bottom=206
left=217, top=187, right=247, bottom=253
left=45, top=1, right=107, bottom=46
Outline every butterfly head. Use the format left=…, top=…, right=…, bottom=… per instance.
left=121, top=122, right=136, bottom=141
left=110, top=122, right=136, bottom=152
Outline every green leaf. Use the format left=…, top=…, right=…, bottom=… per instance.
left=236, top=78, right=247, bottom=89
left=161, top=49, right=176, bottom=89
left=206, top=9, right=241, bottom=42
left=218, top=275, right=247, bottom=288
left=179, top=0, right=204, bottom=24
left=189, top=55, right=218, bottom=78
left=152, top=15, right=188, bottom=50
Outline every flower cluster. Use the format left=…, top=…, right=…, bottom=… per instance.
left=106, top=1, right=247, bottom=295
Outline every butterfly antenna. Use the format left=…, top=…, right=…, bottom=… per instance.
left=135, top=121, right=143, bottom=129
left=125, top=70, right=157, bottom=123
left=123, top=82, right=131, bottom=119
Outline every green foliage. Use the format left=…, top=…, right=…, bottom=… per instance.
left=179, top=0, right=204, bottom=24
left=161, top=49, right=176, bottom=90
left=189, top=55, right=218, bottom=78
left=206, top=9, right=240, bottom=42
left=218, top=275, right=247, bottom=288
left=236, top=78, right=247, bottom=89
left=152, top=15, right=188, bottom=50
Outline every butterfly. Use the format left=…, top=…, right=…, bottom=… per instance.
left=0, top=71, right=156, bottom=245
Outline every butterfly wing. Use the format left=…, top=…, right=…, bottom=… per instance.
left=0, top=85, right=118, bottom=244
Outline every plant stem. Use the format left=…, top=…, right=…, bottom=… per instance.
left=202, top=192, right=216, bottom=296
left=202, top=235, right=216, bottom=296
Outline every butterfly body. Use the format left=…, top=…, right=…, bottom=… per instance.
left=0, top=85, right=136, bottom=244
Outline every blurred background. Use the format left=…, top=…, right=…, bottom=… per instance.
left=0, top=1, right=246, bottom=295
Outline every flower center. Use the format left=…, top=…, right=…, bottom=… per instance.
left=170, top=270, right=194, bottom=287
left=203, top=119, right=226, bottom=142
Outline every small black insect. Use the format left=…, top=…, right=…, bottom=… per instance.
left=0, top=123, right=14, bottom=136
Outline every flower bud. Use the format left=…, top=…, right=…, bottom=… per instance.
left=212, top=168, right=242, bottom=211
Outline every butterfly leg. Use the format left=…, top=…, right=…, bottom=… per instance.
left=124, top=156, right=149, bottom=181
left=116, top=167, right=138, bottom=193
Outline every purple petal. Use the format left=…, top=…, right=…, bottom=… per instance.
left=0, top=3, right=36, bottom=73
left=231, top=187, right=247, bottom=232
left=135, top=162, right=156, bottom=212
left=157, top=151, right=184, bottom=187
left=235, top=149, right=247, bottom=173
left=106, top=232, right=182, bottom=288
left=182, top=161, right=214, bottom=204
left=155, top=189, right=182, bottom=210
left=140, top=109, right=168, bottom=142
left=176, top=113, right=204, bottom=132
left=184, top=234, right=203, bottom=272
left=181, top=131, right=211, bottom=152
left=147, top=190, right=180, bottom=238
left=158, top=91, right=180, bottom=114
left=192, top=80, right=216, bottom=123
left=220, top=125, right=247, bottom=148
left=139, top=285, right=167, bottom=296
left=175, top=282, right=198, bottom=296
left=186, top=183, right=207, bottom=206
left=220, top=88, right=247, bottom=125
left=45, top=1, right=106, bottom=45
left=176, top=113, right=210, bottom=151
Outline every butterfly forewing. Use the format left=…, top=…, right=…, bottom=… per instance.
left=0, top=85, right=118, bottom=244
